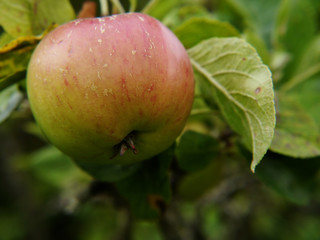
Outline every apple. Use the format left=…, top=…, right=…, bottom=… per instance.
left=27, top=13, right=194, bottom=166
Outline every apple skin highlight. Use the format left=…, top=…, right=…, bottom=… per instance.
left=27, top=13, right=194, bottom=165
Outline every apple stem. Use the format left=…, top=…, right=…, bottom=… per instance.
left=119, top=143, right=128, bottom=156
left=119, top=134, right=138, bottom=156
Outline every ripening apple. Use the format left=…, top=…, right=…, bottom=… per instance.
left=27, top=13, right=194, bottom=166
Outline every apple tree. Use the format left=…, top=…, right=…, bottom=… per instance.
left=1, top=0, right=320, bottom=239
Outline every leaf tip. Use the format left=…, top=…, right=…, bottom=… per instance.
left=250, top=161, right=258, bottom=173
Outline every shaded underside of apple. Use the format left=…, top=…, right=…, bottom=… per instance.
left=27, top=13, right=194, bottom=165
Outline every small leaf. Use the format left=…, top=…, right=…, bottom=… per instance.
left=188, top=37, right=275, bottom=172
left=162, top=5, right=212, bottom=30
left=270, top=93, right=320, bottom=157
left=288, top=76, right=320, bottom=131
left=0, top=25, right=57, bottom=91
left=275, top=0, right=317, bottom=80
left=281, top=35, right=320, bottom=92
left=0, top=0, right=33, bottom=37
left=142, top=0, right=180, bottom=20
left=20, top=146, right=88, bottom=188
left=219, top=0, right=282, bottom=46
left=116, top=146, right=174, bottom=219
left=0, top=84, right=23, bottom=124
left=177, top=130, right=219, bottom=172
left=174, top=17, right=239, bottom=49
left=30, top=0, right=75, bottom=34
left=0, top=0, right=75, bottom=37
left=0, top=33, right=13, bottom=48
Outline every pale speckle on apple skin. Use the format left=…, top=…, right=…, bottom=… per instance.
left=100, top=25, right=105, bottom=34
left=67, top=31, right=73, bottom=38
left=91, top=84, right=97, bottom=91
left=103, top=63, right=108, bottom=68
left=103, top=88, right=113, bottom=96
left=74, top=20, right=82, bottom=25
left=89, top=48, right=93, bottom=53
left=138, top=16, right=144, bottom=22
left=132, top=50, right=137, bottom=55
left=98, top=39, right=102, bottom=44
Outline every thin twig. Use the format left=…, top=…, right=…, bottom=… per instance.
left=100, top=0, right=109, bottom=16
left=110, top=0, right=125, bottom=14
left=129, top=0, right=137, bottom=12
left=142, top=0, right=157, bottom=14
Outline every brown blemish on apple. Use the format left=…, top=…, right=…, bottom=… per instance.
left=64, top=78, right=69, bottom=86
left=55, top=95, right=62, bottom=105
left=66, top=101, right=73, bottom=110
left=121, top=77, right=131, bottom=102
left=73, top=75, right=79, bottom=85
left=100, top=25, right=105, bottom=34
left=150, top=95, right=157, bottom=103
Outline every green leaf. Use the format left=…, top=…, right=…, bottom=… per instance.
left=0, top=0, right=75, bottom=37
left=0, top=25, right=57, bottom=90
left=74, top=160, right=142, bottom=182
left=0, top=84, right=23, bottom=124
left=21, top=146, right=88, bottom=187
left=255, top=152, right=320, bottom=205
left=142, top=0, right=180, bottom=20
left=221, top=0, right=282, bottom=47
left=0, top=33, right=14, bottom=47
left=178, top=157, right=223, bottom=200
left=288, top=76, right=320, bottom=131
left=174, top=17, right=239, bottom=49
left=188, top=37, right=275, bottom=171
left=270, top=94, right=320, bottom=158
left=281, top=35, right=320, bottom=92
left=0, top=0, right=33, bottom=37
left=116, top=146, right=174, bottom=219
left=177, top=130, right=219, bottom=172
left=243, top=30, right=270, bottom=65
left=275, top=0, right=317, bottom=80
left=162, top=4, right=212, bottom=30
left=30, top=0, right=75, bottom=35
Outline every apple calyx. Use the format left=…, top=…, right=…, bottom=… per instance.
left=119, top=134, right=138, bottom=156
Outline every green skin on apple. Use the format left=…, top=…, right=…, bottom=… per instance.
left=27, top=13, right=194, bottom=166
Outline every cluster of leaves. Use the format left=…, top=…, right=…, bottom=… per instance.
left=1, top=0, right=320, bottom=239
